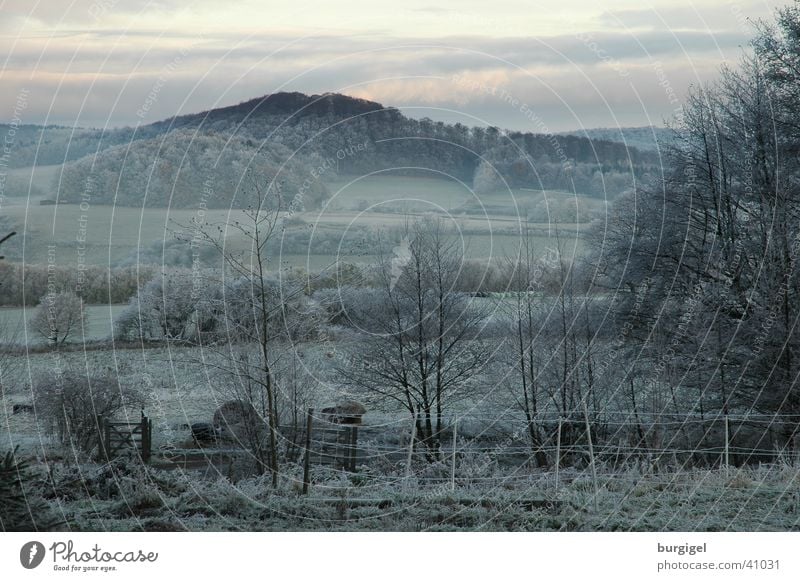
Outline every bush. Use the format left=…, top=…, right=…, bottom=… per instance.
left=33, top=371, right=146, bottom=453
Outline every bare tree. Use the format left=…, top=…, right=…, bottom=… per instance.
left=338, top=218, right=489, bottom=457
left=0, top=232, right=15, bottom=261
left=31, top=291, right=87, bottom=346
left=500, top=224, right=551, bottom=467
left=190, top=172, right=285, bottom=487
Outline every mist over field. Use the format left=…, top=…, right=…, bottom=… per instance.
left=2, top=0, right=800, bottom=538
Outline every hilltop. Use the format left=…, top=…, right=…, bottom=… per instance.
left=2, top=92, right=660, bottom=208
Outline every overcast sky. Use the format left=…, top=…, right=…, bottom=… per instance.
left=0, top=0, right=782, bottom=132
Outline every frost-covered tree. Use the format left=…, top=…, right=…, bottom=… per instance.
left=337, top=219, right=490, bottom=457
left=114, top=268, right=223, bottom=342
left=472, top=158, right=505, bottom=194
left=590, top=6, right=800, bottom=446
left=31, top=291, right=86, bottom=346
left=189, top=170, right=294, bottom=486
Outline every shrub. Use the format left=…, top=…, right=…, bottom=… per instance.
left=33, top=371, right=146, bottom=453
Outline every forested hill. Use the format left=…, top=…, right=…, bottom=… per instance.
left=558, top=126, right=676, bottom=153
left=0, top=124, right=133, bottom=168
left=148, top=91, right=392, bottom=132
left=5, top=92, right=660, bottom=208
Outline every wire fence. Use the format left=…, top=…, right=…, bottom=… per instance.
left=268, top=410, right=800, bottom=495
left=160, top=410, right=800, bottom=497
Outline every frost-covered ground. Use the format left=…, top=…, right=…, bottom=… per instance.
left=28, top=460, right=800, bottom=531
left=2, top=346, right=219, bottom=453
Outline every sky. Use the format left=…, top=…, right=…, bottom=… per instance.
left=0, top=0, right=783, bottom=132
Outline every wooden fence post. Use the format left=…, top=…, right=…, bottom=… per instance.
left=583, top=400, right=599, bottom=513
left=146, top=418, right=153, bottom=463
left=724, top=414, right=730, bottom=475
left=96, top=415, right=105, bottom=462
left=104, top=417, right=112, bottom=462
left=555, top=417, right=562, bottom=493
left=450, top=419, right=458, bottom=493
left=139, top=415, right=152, bottom=464
left=348, top=426, right=358, bottom=472
left=302, top=408, right=313, bottom=495
left=405, top=414, right=417, bottom=487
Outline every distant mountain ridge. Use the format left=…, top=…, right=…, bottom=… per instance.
left=1, top=92, right=662, bottom=208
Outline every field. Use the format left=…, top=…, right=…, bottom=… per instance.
left=0, top=305, right=125, bottom=344
left=1, top=346, right=217, bottom=453
left=2, top=172, right=594, bottom=270
left=14, top=458, right=800, bottom=531
left=5, top=164, right=61, bottom=198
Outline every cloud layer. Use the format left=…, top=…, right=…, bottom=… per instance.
left=0, top=0, right=781, bottom=131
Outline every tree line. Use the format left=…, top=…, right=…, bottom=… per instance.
left=590, top=5, right=800, bottom=442
left=0, top=262, right=153, bottom=307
